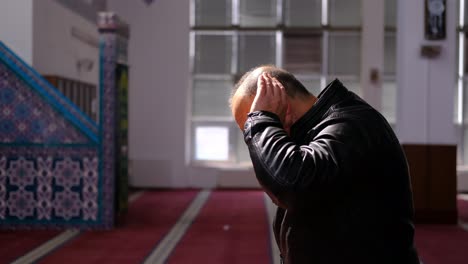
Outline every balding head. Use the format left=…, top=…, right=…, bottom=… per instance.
left=230, top=65, right=312, bottom=130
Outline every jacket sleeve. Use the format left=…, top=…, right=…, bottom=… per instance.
left=244, top=111, right=351, bottom=209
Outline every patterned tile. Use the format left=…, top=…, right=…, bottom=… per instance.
left=0, top=147, right=99, bottom=226
left=0, top=63, right=90, bottom=144
left=99, top=32, right=118, bottom=228
left=0, top=42, right=98, bottom=136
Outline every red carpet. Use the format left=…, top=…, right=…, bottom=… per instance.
left=5, top=190, right=468, bottom=263
left=166, top=190, right=271, bottom=264
left=37, top=190, right=198, bottom=264
left=0, top=230, right=61, bottom=263
left=458, top=195, right=468, bottom=223
left=415, top=225, right=468, bottom=264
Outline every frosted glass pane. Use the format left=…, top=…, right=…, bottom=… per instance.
left=195, top=0, right=232, bottom=26
left=195, top=126, right=229, bottom=161
left=328, top=34, right=361, bottom=75
left=384, top=0, right=397, bottom=28
left=239, top=0, right=277, bottom=27
left=342, top=80, right=361, bottom=96
left=236, top=129, right=251, bottom=163
left=465, top=2, right=468, bottom=26
left=284, top=34, right=322, bottom=74
left=329, top=0, right=361, bottom=27
left=454, top=82, right=460, bottom=123
left=382, top=81, right=396, bottom=123
left=296, top=78, right=321, bottom=96
left=239, top=34, right=276, bottom=73
left=463, top=80, right=468, bottom=123
left=463, top=127, right=468, bottom=164
left=195, top=34, right=232, bottom=74
left=326, top=78, right=360, bottom=96
left=285, top=0, right=321, bottom=27
left=465, top=34, right=468, bottom=74
left=455, top=125, right=462, bottom=164
left=384, top=34, right=396, bottom=76
left=193, top=79, right=233, bottom=117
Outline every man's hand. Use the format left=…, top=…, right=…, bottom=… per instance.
left=250, top=73, right=288, bottom=124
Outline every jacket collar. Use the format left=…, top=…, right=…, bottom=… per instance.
left=290, top=79, right=349, bottom=140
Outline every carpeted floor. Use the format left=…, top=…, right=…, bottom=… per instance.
left=36, top=190, right=197, bottom=264
left=0, top=230, right=61, bottom=263
left=2, top=190, right=468, bottom=264
left=416, top=225, right=468, bottom=264
left=166, top=190, right=271, bottom=264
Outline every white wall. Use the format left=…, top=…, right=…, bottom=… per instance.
left=108, top=0, right=191, bottom=187
left=33, top=0, right=99, bottom=85
left=0, top=0, right=34, bottom=64
left=360, top=0, right=384, bottom=111
left=396, top=0, right=457, bottom=145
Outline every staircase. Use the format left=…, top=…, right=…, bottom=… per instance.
left=0, top=40, right=109, bottom=229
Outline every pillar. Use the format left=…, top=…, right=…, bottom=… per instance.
left=396, top=0, right=458, bottom=223
left=98, top=12, right=130, bottom=224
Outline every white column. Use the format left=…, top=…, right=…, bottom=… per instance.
left=360, top=0, right=385, bottom=111
left=108, top=0, right=191, bottom=187
left=396, top=0, right=457, bottom=145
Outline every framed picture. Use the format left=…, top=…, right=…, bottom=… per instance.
left=425, top=0, right=446, bottom=40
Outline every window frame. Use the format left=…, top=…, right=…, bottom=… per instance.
left=189, top=0, right=396, bottom=166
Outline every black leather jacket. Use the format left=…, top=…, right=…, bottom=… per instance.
left=244, top=80, right=419, bottom=264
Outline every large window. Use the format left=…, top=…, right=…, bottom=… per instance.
left=190, top=0, right=396, bottom=165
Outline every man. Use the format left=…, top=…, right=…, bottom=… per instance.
left=230, top=66, right=420, bottom=264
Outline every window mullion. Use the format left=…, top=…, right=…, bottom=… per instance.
left=232, top=0, right=239, bottom=26
left=321, top=30, right=329, bottom=89
left=322, top=0, right=329, bottom=26
left=276, top=30, right=283, bottom=67
left=232, top=31, right=239, bottom=75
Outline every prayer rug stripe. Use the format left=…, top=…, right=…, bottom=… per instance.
left=459, top=194, right=468, bottom=201
left=128, top=191, right=145, bottom=203
left=35, top=190, right=198, bottom=264
left=165, top=190, right=271, bottom=264
left=6, top=191, right=145, bottom=264
left=0, top=230, right=61, bottom=264
left=142, top=190, right=211, bottom=264
left=264, top=193, right=281, bottom=264
left=460, top=222, right=468, bottom=232
left=11, top=229, right=80, bottom=264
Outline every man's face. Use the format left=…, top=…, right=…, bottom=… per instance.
left=231, top=89, right=254, bottom=131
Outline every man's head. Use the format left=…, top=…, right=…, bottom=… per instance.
left=230, top=65, right=316, bottom=131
